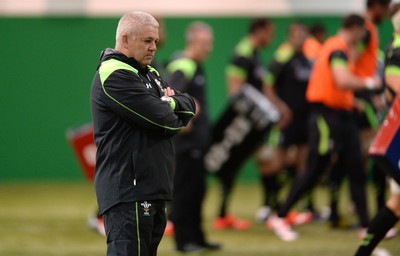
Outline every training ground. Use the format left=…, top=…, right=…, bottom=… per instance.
left=0, top=181, right=399, bottom=256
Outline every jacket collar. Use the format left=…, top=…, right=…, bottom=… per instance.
left=99, top=48, right=149, bottom=75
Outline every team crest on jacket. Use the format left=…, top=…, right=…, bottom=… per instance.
left=154, top=78, right=163, bottom=91
left=141, top=201, right=152, bottom=216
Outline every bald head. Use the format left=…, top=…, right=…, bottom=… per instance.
left=116, top=11, right=159, bottom=44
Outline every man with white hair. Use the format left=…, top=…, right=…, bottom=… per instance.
left=354, top=2, right=400, bottom=255
left=166, top=21, right=221, bottom=253
left=90, top=11, right=196, bottom=256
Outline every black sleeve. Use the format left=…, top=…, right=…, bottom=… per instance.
left=387, top=47, right=400, bottom=67
left=100, top=69, right=187, bottom=134
left=165, top=70, right=196, bottom=125
left=328, top=50, right=348, bottom=65
left=232, top=56, right=253, bottom=74
left=171, top=92, right=196, bottom=126
left=154, top=70, right=196, bottom=126
left=267, top=59, right=285, bottom=86
left=168, top=70, right=189, bottom=92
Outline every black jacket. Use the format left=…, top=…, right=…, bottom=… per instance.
left=166, top=55, right=211, bottom=154
left=90, top=48, right=196, bottom=214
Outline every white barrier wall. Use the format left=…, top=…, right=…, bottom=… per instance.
left=0, top=0, right=365, bottom=16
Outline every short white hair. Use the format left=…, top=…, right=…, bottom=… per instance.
left=185, top=21, right=213, bottom=44
left=116, top=11, right=159, bottom=43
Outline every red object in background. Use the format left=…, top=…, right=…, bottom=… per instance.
left=369, top=95, right=400, bottom=184
left=66, top=123, right=96, bottom=181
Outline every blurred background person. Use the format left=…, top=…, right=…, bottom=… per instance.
left=165, top=21, right=221, bottom=253
left=212, top=17, right=281, bottom=231
left=327, top=0, right=392, bottom=230
left=267, top=14, right=382, bottom=242
left=355, top=2, right=400, bottom=255
left=215, top=17, right=293, bottom=231
left=303, top=23, right=327, bottom=62
left=255, top=22, right=315, bottom=225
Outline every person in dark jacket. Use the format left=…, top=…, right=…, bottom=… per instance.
left=165, top=21, right=221, bottom=253
left=90, top=11, right=196, bottom=256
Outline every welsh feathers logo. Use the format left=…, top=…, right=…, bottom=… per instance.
left=141, top=201, right=152, bottom=216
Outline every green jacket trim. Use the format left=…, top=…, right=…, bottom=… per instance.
left=235, top=38, right=253, bottom=58
left=267, top=126, right=281, bottom=147
left=135, top=202, right=141, bottom=256
left=361, top=100, right=379, bottom=129
left=264, top=72, right=275, bottom=87
left=317, top=115, right=329, bottom=155
left=226, top=64, right=247, bottom=80
left=99, top=58, right=181, bottom=132
left=166, top=58, right=196, bottom=80
left=331, top=58, right=348, bottom=69
left=99, top=58, right=139, bottom=84
left=385, top=65, right=400, bottom=76
left=393, top=33, right=400, bottom=49
left=274, top=44, right=294, bottom=64
left=169, top=98, right=176, bottom=110
left=148, top=65, right=160, bottom=77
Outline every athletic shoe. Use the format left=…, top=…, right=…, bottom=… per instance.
left=372, top=247, right=392, bottom=256
left=267, top=215, right=298, bottom=241
left=88, top=215, right=106, bottom=236
left=286, top=211, right=313, bottom=226
left=255, top=206, right=272, bottom=223
left=384, top=228, right=397, bottom=240
left=212, top=215, right=251, bottom=230
left=164, top=220, right=174, bottom=236
left=318, top=206, right=331, bottom=221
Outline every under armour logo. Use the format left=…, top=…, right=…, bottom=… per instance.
left=146, top=83, right=152, bottom=89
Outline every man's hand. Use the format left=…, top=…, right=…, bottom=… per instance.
left=263, top=86, right=292, bottom=129
left=161, top=87, right=176, bottom=105
left=164, top=87, right=175, bottom=97
left=276, top=101, right=292, bottom=129
left=364, top=75, right=382, bottom=91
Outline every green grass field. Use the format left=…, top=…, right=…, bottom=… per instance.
left=0, top=181, right=399, bottom=256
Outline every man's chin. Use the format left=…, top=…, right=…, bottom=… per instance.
left=144, top=57, right=154, bottom=65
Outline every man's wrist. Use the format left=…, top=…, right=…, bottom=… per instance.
left=161, top=96, right=176, bottom=110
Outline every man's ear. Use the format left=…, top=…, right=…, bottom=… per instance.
left=122, top=34, right=129, bottom=49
